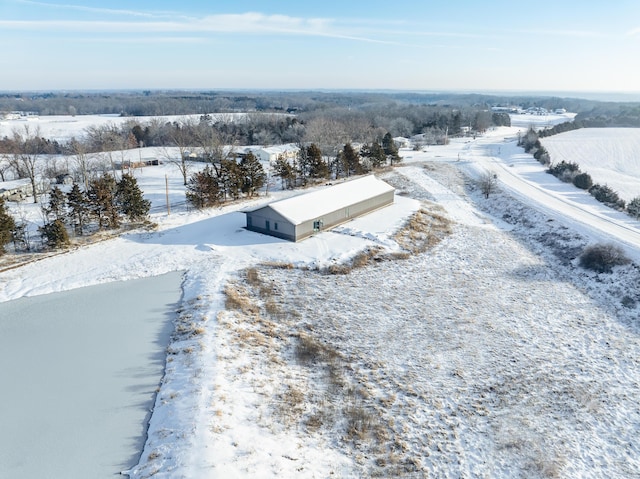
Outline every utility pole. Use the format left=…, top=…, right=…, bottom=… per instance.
left=165, top=174, right=170, bottom=215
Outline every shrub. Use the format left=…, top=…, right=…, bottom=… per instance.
left=589, top=184, right=626, bottom=209
left=0, top=197, right=16, bottom=255
left=519, top=128, right=539, bottom=152
left=533, top=146, right=550, bottom=165
left=573, top=172, right=593, bottom=190
left=39, top=219, right=70, bottom=249
left=558, top=169, right=577, bottom=183
left=627, top=196, right=640, bottom=219
left=578, top=243, right=630, bottom=273
left=547, top=160, right=580, bottom=179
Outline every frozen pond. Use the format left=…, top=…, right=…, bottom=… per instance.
left=0, top=272, right=183, bottom=478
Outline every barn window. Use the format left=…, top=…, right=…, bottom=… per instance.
left=247, top=216, right=252, bottom=227
left=313, top=220, right=323, bottom=231
left=274, top=222, right=278, bottom=231
left=266, top=220, right=270, bottom=231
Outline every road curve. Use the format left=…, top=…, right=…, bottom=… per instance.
left=469, top=136, right=640, bottom=259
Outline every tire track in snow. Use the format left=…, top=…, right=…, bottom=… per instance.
left=396, top=166, right=493, bottom=227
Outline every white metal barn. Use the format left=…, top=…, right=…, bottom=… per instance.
left=0, top=178, right=34, bottom=201
left=244, top=175, right=395, bottom=242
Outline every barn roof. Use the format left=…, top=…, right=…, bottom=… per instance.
left=256, top=175, right=394, bottom=225
left=0, top=178, right=32, bottom=192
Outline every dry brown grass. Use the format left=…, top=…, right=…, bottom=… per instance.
left=323, top=246, right=384, bottom=275
left=224, top=284, right=260, bottom=315
left=264, top=298, right=283, bottom=317
left=345, top=400, right=375, bottom=441
left=235, top=328, right=270, bottom=348
left=325, top=263, right=352, bottom=275
left=245, top=267, right=260, bottom=285
left=261, top=261, right=295, bottom=269
left=222, top=266, right=411, bottom=476
left=275, top=384, right=307, bottom=425
left=351, top=246, right=383, bottom=268
left=294, top=332, right=340, bottom=365
left=395, top=206, right=453, bottom=254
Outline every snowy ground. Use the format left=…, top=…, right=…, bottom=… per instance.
left=2, top=113, right=640, bottom=478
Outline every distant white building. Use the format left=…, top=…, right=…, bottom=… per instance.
left=250, top=144, right=299, bottom=164
left=0, top=178, right=33, bottom=201
left=393, top=137, right=411, bottom=149
left=524, top=107, right=549, bottom=115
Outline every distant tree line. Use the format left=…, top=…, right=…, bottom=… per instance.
left=2, top=90, right=637, bottom=120
left=183, top=133, right=403, bottom=210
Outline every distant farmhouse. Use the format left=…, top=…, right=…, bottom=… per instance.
left=244, top=175, right=395, bottom=242
left=183, top=144, right=299, bottom=165
left=393, top=137, right=411, bottom=149
left=0, top=178, right=33, bottom=201
left=251, top=144, right=299, bottom=164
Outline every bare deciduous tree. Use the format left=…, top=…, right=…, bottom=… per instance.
left=164, top=117, right=197, bottom=186
left=11, top=126, right=42, bottom=203
left=69, top=137, right=92, bottom=189
left=196, top=125, right=226, bottom=175
left=479, top=171, right=498, bottom=199
left=0, top=154, right=13, bottom=182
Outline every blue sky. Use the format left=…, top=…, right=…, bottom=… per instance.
left=2, top=0, right=639, bottom=93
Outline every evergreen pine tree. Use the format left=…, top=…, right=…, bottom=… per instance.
left=342, top=143, right=362, bottom=176
left=382, top=133, right=401, bottom=166
left=88, top=173, right=119, bottom=229
left=39, top=218, right=70, bottom=249
left=44, top=186, right=67, bottom=222
left=273, top=155, right=295, bottom=189
left=220, top=159, right=243, bottom=200
left=451, top=111, right=462, bottom=136
left=0, top=197, right=16, bottom=255
left=67, top=183, right=91, bottom=235
left=115, top=174, right=151, bottom=222
left=11, top=221, right=31, bottom=252
left=294, top=147, right=311, bottom=186
left=334, top=151, right=347, bottom=179
left=240, top=152, right=265, bottom=197
left=185, top=166, right=220, bottom=208
left=369, top=142, right=387, bottom=168
left=307, top=143, right=328, bottom=179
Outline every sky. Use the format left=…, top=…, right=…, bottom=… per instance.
left=1, top=0, right=640, bottom=94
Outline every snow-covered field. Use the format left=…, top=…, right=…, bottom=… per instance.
left=2, top=113, right=640, bottom=478
left=541, top=128, right=640, bottom=202
left=0, top=112, right=257, bottom=143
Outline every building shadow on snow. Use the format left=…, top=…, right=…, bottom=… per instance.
left=124, top=211, right=286, bottom=247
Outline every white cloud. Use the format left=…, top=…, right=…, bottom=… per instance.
left=0, top=11, right=416, bottom=46
left=513, top=27, right=604, bottom=38
left=16, top=0, right=179, bottom=19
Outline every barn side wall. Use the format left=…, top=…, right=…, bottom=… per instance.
left=245, top=208, right=296, bottom=242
